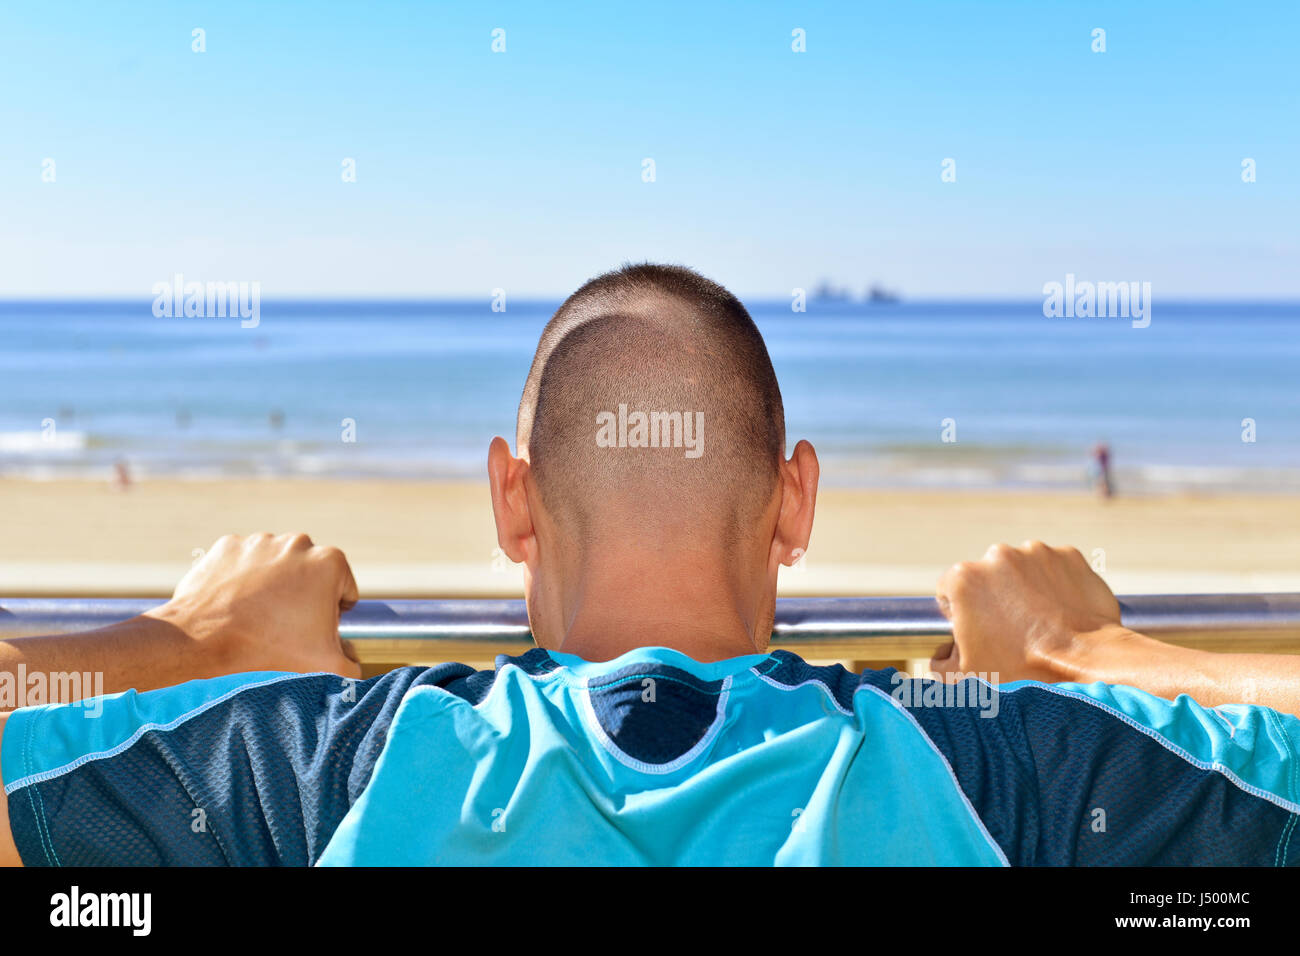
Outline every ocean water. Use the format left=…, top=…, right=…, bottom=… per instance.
left=1, top=299, right=1297, bottom=493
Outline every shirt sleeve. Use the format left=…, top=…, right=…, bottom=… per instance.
left=860, top=669, right=1300, bottom=866
left=1, top=664, right=479, bottom=866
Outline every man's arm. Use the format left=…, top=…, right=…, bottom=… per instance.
left=930, top=540, right=1300, bottom=715
left=0, top=531, right=362, bottom=866
left=0, top=713, right=14, bottom=866
left=0, top=532, right=360, bottom=709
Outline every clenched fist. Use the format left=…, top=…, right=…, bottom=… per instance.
left=146, top=532, right=361, bottom=678
left=930, top=541, right=1125, bottom=684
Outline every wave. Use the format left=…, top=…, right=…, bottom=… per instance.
left=0, top=429, right=88, bottom=453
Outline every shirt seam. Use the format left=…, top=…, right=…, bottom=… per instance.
left=1003, top=681, right=1300, bottom=816
left=3, top=672, right=325, bottom=794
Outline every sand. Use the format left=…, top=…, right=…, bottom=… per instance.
left=2, top=478, right=1298, bottom=597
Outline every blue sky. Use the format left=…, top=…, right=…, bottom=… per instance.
left=1, top=1, right=1296, bottom=298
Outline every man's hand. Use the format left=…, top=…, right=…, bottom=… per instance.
left=1, top=532, right=361, bottom=713
left=929, top=541, right=1132, bottom=683
left=148, top=533, right=361, bottom=679
left=928, top=539, right=1300, bottom=716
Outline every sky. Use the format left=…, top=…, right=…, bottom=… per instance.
left=1, top=0, right=1297, bottom=298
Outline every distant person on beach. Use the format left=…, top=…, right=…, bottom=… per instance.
left=4, top=265, right=1300, bottom=867
left=111, top=458, right=132, bottom=492
left=1089, top=441, right=1113, bottom=498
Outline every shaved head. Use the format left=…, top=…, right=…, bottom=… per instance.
left=518, top=264, right=785, bottom=547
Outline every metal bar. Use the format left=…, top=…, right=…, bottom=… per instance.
left=2, top=595, right=1299, bottom=661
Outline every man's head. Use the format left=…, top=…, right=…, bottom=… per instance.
left=488, top=264, right=818, bottom=661
left=521, top=264, right=785, bottom=543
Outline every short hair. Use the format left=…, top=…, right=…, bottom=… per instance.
left=518, top=263, right=785, bottom=544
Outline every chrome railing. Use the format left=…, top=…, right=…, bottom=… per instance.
left=3, top=594, right=1299, bottom=662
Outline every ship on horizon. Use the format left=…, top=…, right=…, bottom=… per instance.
left=866, top=283, right=900, bottom=304
left=811, top=280, right=901, bottom=305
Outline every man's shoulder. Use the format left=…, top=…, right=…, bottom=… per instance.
left=0, top=663, right=508, bottom=866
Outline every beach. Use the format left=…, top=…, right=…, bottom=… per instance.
left=4, top=300, right=1300, bottom=496
left=3, top=477, right=1298, bottom=597
left=5, top=301, right=1297, bottom=600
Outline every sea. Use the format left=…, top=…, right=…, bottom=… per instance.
left=1, top=299, right=1297, bottom=494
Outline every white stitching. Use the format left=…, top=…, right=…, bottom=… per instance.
left=854, top=682, right=1012, bottom=866
left=3, top=672, right=327, bottom=794
left=576, top=674, right=733, bottom=775
left=1000, top=681, right=1300, bottom=816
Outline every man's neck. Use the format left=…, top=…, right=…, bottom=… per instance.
left=546, top=549, right=769, bottom=663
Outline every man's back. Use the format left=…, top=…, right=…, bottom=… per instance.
left=5, top=648, right=1298, bottom=866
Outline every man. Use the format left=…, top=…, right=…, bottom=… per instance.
left=2, top=265, right=1299, bottom=865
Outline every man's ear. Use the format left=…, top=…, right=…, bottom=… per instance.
left=772, top=439, right=819, bottom=568
left=487, top=437, right=535, bottom=564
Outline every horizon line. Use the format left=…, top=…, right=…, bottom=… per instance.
left=2, top=294, right=1300, bottom=306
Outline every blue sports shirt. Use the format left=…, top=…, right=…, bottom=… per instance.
left=4, top=647, right=1298, bottom=865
